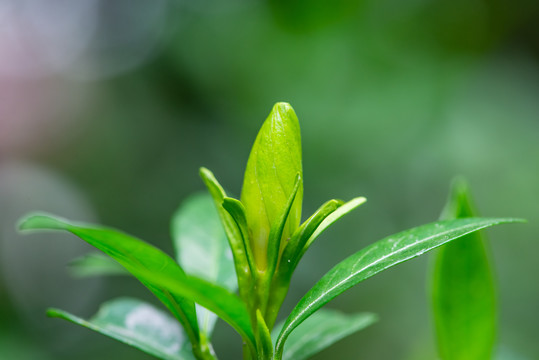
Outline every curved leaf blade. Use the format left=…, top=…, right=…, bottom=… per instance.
left=199, top=168, right=253, bottom=302
left=48, top=298, right=195, bottom=360
left=68, top=253, right=129, bottom=277
left=222, top=197, right=256, bottom=275
left=265, top=199, right=342, bottom=328
left=272, top=309, right=377, bottom=360
left=18, top=213, right=256, bottom=351
left=267, top=173, right=301, bottom=277
left=275, top=217, right=523, bottom=358
left=141, top=270, right=256, bottom=351
left=432, top=179, right=497, bottom=359
left=18, top=212, right=201, bottom=346
left=172, top=192, right=238, bottom=336
left=300, top=197, right=366, bottom=257
left=281, top=199, right=342, bottom=268
left=256, top=309, right=273, bottom=359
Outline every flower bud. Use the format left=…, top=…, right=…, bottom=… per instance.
left=240, top=102, right=303, bottom=270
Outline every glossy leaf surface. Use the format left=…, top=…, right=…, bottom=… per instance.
left=432, top=179, right=496, bottom=360
left=281, top=199, right=342, bottom=267
left=48, top=298, right=195, bottom=360
left=139, top=270, right=255, bottom=351
left=171, top=192, right=237, bottom=335
left=265, top=199, right=343, bottom=328
left=275, top=217, right=522, bottom=358
left=241, top=102, right=303, bottom=270
left=266, top=173, right=301, bottom=277
left=18, top=213, right=200, bottom=345
left=18, top=213, right=256, bottom=351
left=222, top=197, right=256, bottom=275
left=68, top=253, right=128, bottom=277
left=199, top=168, right=252, bottom=300
left=272, top=309, right=377, bottom=360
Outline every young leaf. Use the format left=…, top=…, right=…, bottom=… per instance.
left=48, top=298, right=195, bottom=360
left=17, top=213, right=256, bottom=353
left=172, top=192, right=238, bottom=336
left=281, top=199, right=343, bottom=270
left=298, top=197, right=366, bottom=260
left=68, top=253, right=129, bottom=277
left=222, top=197, right=256, bottom=275
left=272, top=309, right=377, bottom=360
left=266, top=173, right=301, bottom=278
left=274, top=217, right=523, bottom=359
left=255, top=310, right=273, bottom=359
left=432, top=179, right=496, bottom=360
left=264, top=197, right=366, bottom=328
left=199, top=168, right=253, bottom=301
left=265, top=199, right=342, bottom=328
left=241, top=102, right=303, bottom=270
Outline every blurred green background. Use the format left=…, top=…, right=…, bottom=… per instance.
left=1, top=0, right=538, bottom=359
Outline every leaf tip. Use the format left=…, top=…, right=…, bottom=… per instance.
left=509, top=217, right=527, bottom=224
left=199, top=167, right=212, bottom=180
left=273, top=101, right=293, bottom=114
left=46, top=307, right=63, bottom=318
left=271, top=102, right=300, bottom=129
left=354, top=196, right=367, bottom=205
left=17, top=212, right=69, bottom=233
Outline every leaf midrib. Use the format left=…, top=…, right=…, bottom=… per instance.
left=278, top=220, right=496, bottom=349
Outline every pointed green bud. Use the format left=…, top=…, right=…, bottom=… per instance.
left=240, top=102, right=303, bottom=270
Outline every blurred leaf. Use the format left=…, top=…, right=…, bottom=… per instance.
left=240, top=102, right=303, bottom=270
left=432, top=178, right=496, bottom=359
left=68, top=253, right=128, bottom=277
left=274, top=217, right=523, bottom=359
left=269, top=0, right=362, bottom=32
left=171, top=192, right=237, bottom=336
left=18, top=213, right=200, bottom=346
left=48, top=298, right=195, bottom=360
left=272, top=309, right=377, bottom=360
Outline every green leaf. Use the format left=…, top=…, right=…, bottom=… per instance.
left=48, top=298, right=195, bottom=360
left=265, top=199, right=343, bottom=328
left=240, top=102, right=303, bottom=270
left=431, top=179, right=497, bottom=360
left=18, top=213, right=201, bottom=347
left=256, top=309, right=273, bottom=359
left=266, top=173, right=301, bottom=278
left=272, top=309, right=377, bottom=360
left=68, top=253, right=129, bottom=277
left=18, top=213, right=256, bottom=353
left=299, top=197, right=366, bottom=259
left=274, top=217, right=523, bottom=359
left=199, top=168, right=253, bottom=301
left=222, top=197, right=256, bottom=275
left=281, top=199, right=342, bottom=269
left=172, top=192, right=238, bottom=336
left=139, top=270, right=256, bottom=352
